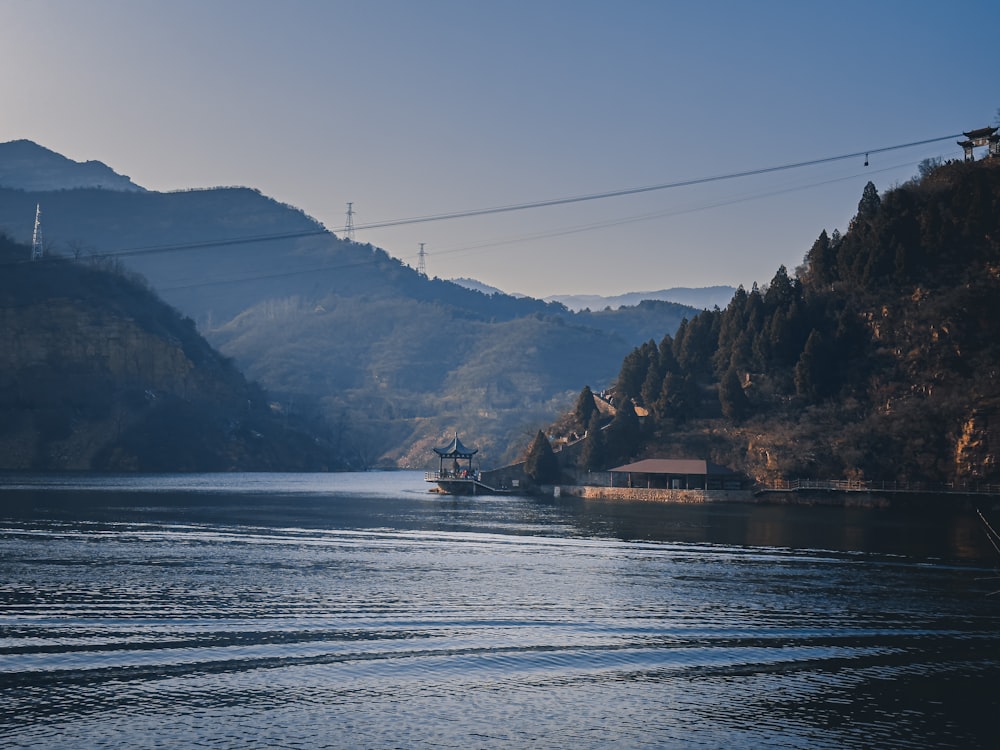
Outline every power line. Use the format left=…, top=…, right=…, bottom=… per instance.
left=425, top=156, right=928, bottom=261
left=0, top=133, right=963, bottom=268
left=155, top=156, right=930, bottom=293
left=108, top=229, right=327, bottom=258
left=350, top=134, right=962, bottom=231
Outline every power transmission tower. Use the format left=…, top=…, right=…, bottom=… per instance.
left=344, top=202, right=356, bottom=241
left=30, top=204, right=43, bottom=260
left=417, top=242, right=427, bottom=276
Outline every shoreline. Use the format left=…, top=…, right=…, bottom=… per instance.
left=552, top=485, right=1000, bottom=511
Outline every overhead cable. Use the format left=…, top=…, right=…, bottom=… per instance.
left=350, top=134, right=962, bottom=231
left=0, top=133, right=963, bottom=266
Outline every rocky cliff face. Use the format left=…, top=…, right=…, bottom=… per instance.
left=0, top=241, right=336, bottom=471
left=1, top=299, right=195, bottom=389
left=0, top=299, right=195, bottom=469
left=954, top=409, right=1000, bottom=483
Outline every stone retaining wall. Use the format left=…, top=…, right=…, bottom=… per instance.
left=553, top=486, right=992, bottom=509
left=554, top=485, right=755, bottom=504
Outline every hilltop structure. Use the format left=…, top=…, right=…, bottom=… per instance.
left=958, top=126, right=1000, bottom=161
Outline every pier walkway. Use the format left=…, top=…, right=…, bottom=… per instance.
left=424, top=472, right=511, bottom=495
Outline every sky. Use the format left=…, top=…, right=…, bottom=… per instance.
left=0, top=0, right=997, bottom=299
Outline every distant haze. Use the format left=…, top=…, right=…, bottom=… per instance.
left=544, top=287, right=737, bottom=312
left=0, top=2, right=994, bottom=297
left=450, top=278, right=736, bottom=312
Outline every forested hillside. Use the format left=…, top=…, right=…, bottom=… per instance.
left=562, top=158, right=1000, bottom=485
left=0, top=140, right=698, bottom=467
left=0, top=235, right=336, bottom=471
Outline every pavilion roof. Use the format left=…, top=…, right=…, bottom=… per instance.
left=433, top=432, right=478, bottom=458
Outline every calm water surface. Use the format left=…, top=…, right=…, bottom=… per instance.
left=1, top=471, right=998, bottom=749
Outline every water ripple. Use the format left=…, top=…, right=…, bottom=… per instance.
left=3, top=497, right=999, bottom=750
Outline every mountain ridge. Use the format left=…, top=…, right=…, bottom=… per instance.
left=449, top=276, right=736, bottom=312
left=0, top=139, right=145, bottom=193
left=0, top=234, right=336, bottom=471
left=0, top=140, right=700, bottom=468
left=544, top=286, right=736, bottom=312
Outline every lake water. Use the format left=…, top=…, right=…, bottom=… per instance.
left=2, top=471, right=998, bottom=749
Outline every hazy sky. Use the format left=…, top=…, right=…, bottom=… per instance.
left=1, top=0, right=996, bottom=298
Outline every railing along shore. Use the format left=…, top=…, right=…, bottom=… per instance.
left=757, top=478, right=1000, bottom=495
left=425, top=471, right=479, bottom=481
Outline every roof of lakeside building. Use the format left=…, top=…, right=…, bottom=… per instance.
left=608, top=458, right=738, bottom=475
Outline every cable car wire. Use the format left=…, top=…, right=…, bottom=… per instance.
left=350, top=134, right=961, bottom=231
left=1, top=132, right=962, bottom=270
left=156, top=156, right=931, bottom=292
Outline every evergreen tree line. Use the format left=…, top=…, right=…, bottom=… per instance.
left=565, top=158, right=1000, bottom=483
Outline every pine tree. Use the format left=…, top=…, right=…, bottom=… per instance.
left=640, top=355, right=663, bottom=408
left=657, top=333, right=678, bottom=375
left=579, top=412, right=606, bottom=471
left=794, top=329, right=834, bottom=400
left=654, top=370, right=696, bottom=424
left=726, top=329, right=755, bottom=375
left=604, top=399, right=641, bottom=465
left=744, top=285, right=766, bottom=371
left=573, top=385, right=597, bottom=432
left=524, top=430, right=560, bottom=484
left=763, top=265, right=794, bottom=310
left=805, top=230, right=837, bottom=286
left=713, top=285, right=748, bottom=375
left=857, top=181, right=881, bottom=221
left=616, top=342, right=655, bottom=403
left=719, top=366, right=749, bottom=421
left=674, top=311, right=720, bottom=378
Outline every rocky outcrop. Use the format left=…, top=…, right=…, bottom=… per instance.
left=955, top=408, right=1000, bottom=481
left=0, top=242, right=336, bottom=471
left=0, top=299, right=194, bottom=391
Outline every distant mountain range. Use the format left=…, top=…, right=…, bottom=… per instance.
left=0, top=139, right=706, bottom=468
left=450, top=278, right=736, bottom=312
left=543, top=287, right=736, bottom=312
left=0, top=233, right=333, bottom=471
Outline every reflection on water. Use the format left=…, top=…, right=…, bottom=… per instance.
left=563, top=494, right=997, bottom=562
left=1, top=472, right=998, bottom=749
